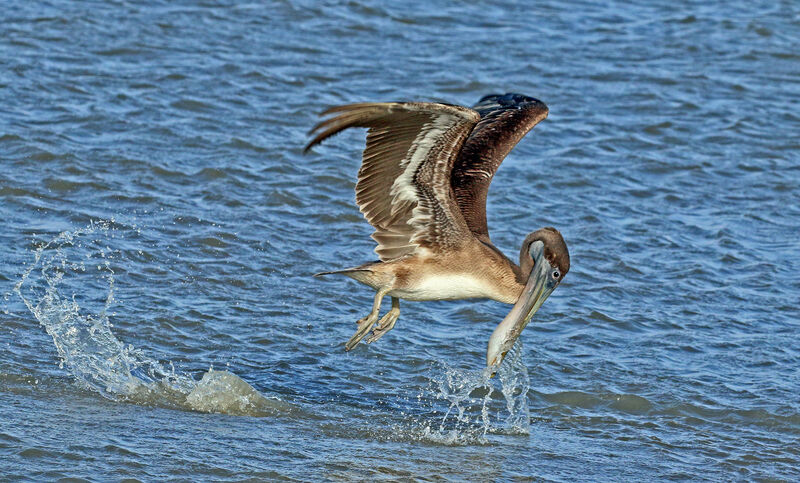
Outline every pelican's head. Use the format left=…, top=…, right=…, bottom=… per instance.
left=487, top=227, right=570, bottom=368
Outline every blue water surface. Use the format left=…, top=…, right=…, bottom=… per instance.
left=1, top=0, right=799, bottom=480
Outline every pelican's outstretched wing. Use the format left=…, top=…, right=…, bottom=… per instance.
left=451, top=93, right=549, bottom=243
left=305, top=102, right=480, bottom=261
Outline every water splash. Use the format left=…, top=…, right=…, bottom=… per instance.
left=13, top=221, right=290, bottom=417
left=496, top=340, right=531, bottom=434
left=397, top=340, right=532, bottom=445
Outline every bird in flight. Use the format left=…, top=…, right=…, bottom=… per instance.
left=305, top=93, right=570, bottom=368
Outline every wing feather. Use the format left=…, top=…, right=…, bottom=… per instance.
left=305, top=102, right=480, bottom=261
left=451, top=93, right=549, bottom=242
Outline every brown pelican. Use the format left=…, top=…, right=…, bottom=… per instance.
left=304, top=93, right=570, bottom=368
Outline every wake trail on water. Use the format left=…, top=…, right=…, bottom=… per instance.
left=11, top=220, right=533, bottom=442
left=12, top=221, right=292, bottom=417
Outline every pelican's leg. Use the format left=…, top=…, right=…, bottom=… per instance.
left=345, top=288, right=389, bottom=351
left=366, top=297, right=399, bottom=344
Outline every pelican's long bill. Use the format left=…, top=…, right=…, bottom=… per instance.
left=487, top=241, right=557, bottom=369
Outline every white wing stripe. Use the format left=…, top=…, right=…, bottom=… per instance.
left=390, top=116, right=456, bottom=233
left=306, top=102, right=479, bottom=260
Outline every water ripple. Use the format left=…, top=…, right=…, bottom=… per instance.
left=1, top=0, right=798, bottom=480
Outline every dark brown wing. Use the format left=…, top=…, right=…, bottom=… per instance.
left=451, top=93, right=549, bottom=242
left=305, top=102, right=480, bottom=261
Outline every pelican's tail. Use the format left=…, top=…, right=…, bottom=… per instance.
left=313, top=261, right=387, bottom=288
left=313, top=268, right=370, bottom=278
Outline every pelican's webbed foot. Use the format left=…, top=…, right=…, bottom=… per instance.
left=367, top=297, right=399, bottom=344
left=345, top=288, right=389, bottom=351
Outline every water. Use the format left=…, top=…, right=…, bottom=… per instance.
left=1, top=0, right=798, bottom=480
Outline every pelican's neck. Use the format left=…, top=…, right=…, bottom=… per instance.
left=476, top=236, right=527, bottom=288
left=518, top=245, right=533, bottom=283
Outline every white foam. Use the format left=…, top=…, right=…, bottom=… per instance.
left=186, top=369, right=291, bottom=417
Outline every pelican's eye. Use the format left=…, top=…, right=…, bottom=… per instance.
left=552, top=270, right=560, bottom=279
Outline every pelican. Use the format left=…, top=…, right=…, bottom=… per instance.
left=304, top=93, right=570, bottom=368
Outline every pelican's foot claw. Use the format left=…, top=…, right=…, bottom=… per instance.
left=366, top=308, right=399, bottom=344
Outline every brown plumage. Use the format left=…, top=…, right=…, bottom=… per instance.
left=305, top=102, right=479, bottom=260
left=305, top=93, right=570, bottom=366
left=452, top=95, right=550, bottom=243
